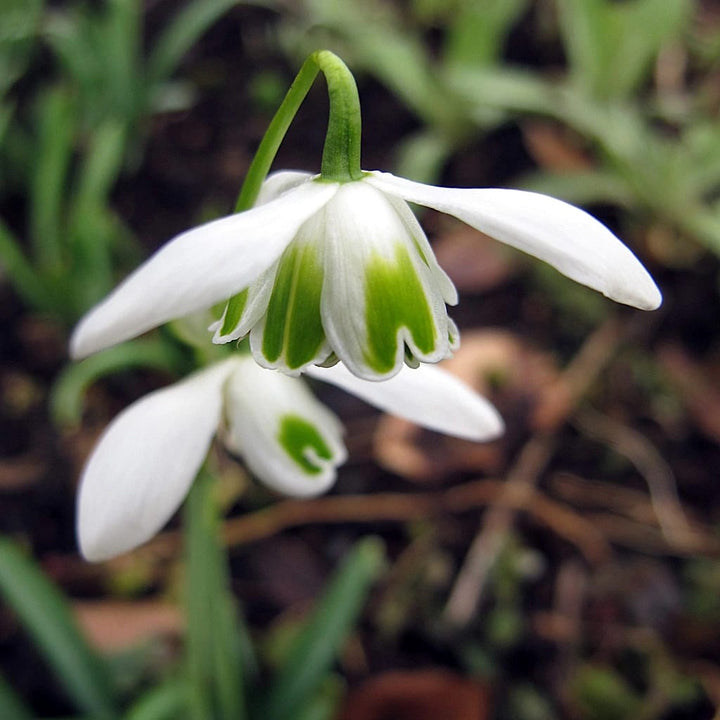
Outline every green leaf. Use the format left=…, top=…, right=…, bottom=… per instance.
left=123, top=679, right=187, bottom=720
left=293, top=675, right=344, bottom=720
left=518, top=170, right=633, bottom=208
left=100, top=0, right=142, bottom=122
left=147, top=0, right=244, bottom=88
left=394, top=130, right=456, bottom=184
left=258, top=537, right=385, bottom=720
left=570, top=665, right=641, bottom=720
left=0, top=538, right=118, bottom=719
left=0, top=671, right=33, bottom=720
left=446, top=66, right=558, bottom=118
left=0, top=102, right=12, bottom=146
left=291, top=0, right=452, bottom=127
left=43, top=11, right=98, bottom=112
left=49, top=338, right=188, bottom=429
left=0, top=0, right=43, bottom=96
left=445, top=0, right=528, bottom=68
left=29, top=86, right=75, bottom=272
left=68, top=118, right=128, bottom=311
left=0, top=216, right=53, bottom=312
left=683, top=121, right=720, bottom=195
left=557, top=0, right=690, bottom=100
left=74, top=120, right=127, bottom=214
left=682, top=205, right=720, bottom=255
left=184, top=471, right=248, bottom=720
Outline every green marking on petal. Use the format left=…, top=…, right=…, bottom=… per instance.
left=364, top=244, right=436, bottom=374
left=277, top=413, right=333, bottom=475
left=219, top=289, right=249, bottom=336
left=262, top=241, right=325, bottom=369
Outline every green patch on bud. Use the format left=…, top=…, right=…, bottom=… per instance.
left=219, top=289, right=249, bottom=336
left=277, top=414, right=333, bottom=475
left=262, top=241, right=325, bottom=369
left=364, top=244, right=436, bottom=374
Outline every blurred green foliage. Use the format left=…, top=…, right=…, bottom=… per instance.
left=1, top=1, right=720, bottom=719
left=569, top=665, right=643, bottom=720
left=0, top=527, right=385, bottom=719
left=279, top=0, right=720, bottom=264
left=0, top=0, right=245, bottom=324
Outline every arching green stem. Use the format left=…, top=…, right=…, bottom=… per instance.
left=235, top=50, right=363, bottom=213
left=222, top=51, right=363, bottom=336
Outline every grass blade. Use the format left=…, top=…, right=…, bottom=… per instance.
left=258, top=537, right=385, bottom=720
left=0, top=217, right=53, bottom=312
left=29, top=86, right=75, bottom=272
left=49, top=338, right=188, bottom=428
left=123, top=679, right=187, bottom=720
left=0, top=538, right=118, bottom=719
left=147, top=0, right=243, bottom=88
left=184, top=470, right=247, bottom=720
left=0, top=671, right=33, bottom=720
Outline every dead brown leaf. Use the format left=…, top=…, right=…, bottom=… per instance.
left=0, top=455, right=45, bottom=490
left=74, top=600, right=183, bottom=651
left=374, top=330, right=559, bottom=481
left=337, top=669, right=490, bottom=720
left=522, top=121, right=594, bottom=172
left=432, top=225, right=517, bottom=294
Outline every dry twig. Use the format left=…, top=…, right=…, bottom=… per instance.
left=574, top=407, right=697, bottom=550
left=443, top=316, right=626, bottom=625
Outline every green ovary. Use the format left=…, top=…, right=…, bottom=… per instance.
left=262, top=241, right=325, bottom=369
left=364, top=245, right=437, bottom=374
left=277, top=414, right=333, bottom=475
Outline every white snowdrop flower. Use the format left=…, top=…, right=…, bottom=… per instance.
left=70, top=170, right=661, bottom=381
left=77, top=357, right=503, bottom=561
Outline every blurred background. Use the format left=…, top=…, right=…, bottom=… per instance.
left=1, top=0, right=720, bottom=718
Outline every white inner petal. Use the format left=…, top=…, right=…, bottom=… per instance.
left=223, top=359, right=346, bottom=497
left=320, top=181, right=454, bottom=380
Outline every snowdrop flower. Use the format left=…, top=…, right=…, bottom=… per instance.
left=70, top=169, right=661, bottom=381
left=78, top=356, right=502, bottom=561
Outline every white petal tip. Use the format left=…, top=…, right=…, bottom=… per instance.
left=68, top=326, right=91, bottom=360
left=69, top=313, right=115, bottom=359
left=604, top=264, right=662, bottom=311
left=625, top=283, right=663, bottom=311
left=78, top=537, right=120, bottom=563
left=450, top=401, right=505, bottom=442
left=78, top=525, right=150, bottom=562
left=77, top=516, right=139, bottom=562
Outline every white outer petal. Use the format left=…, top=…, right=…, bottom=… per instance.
left=210, top=171, right=317, bottom=344
left=367, top=171, right=662, bottom=311
left=70, top=180, right=338, bottom=358
left=256, top=170, right=315, bottom=205
left=306, top=362, right=504, bottom=441
left=77, top=359, right=238, bottom=561
left=224, top=359, right=347, bottom=497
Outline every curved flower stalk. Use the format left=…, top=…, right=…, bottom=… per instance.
left=70, top=168, right=662, bottom=380
left=78, top=357, right=503, bottom=561
left=69, top=50, right=661, bottom=380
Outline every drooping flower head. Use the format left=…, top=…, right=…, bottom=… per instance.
left=78, top=357, right=503, bottom=561
left=69, top=51, right=661, bottom=380
left=70, top=167, right=661, bottom=380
